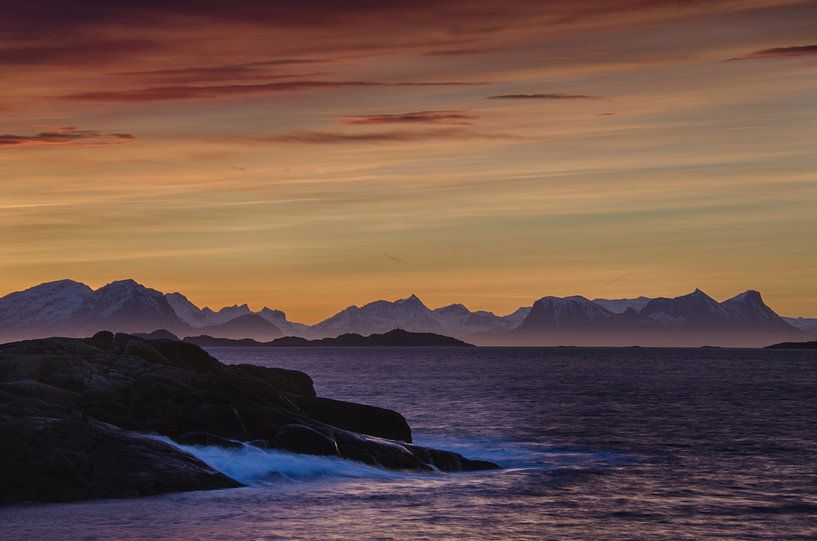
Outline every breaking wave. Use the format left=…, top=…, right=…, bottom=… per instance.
left=152, top=436, right=410, bottom=486
left=151, top=433, right=627, bottom=487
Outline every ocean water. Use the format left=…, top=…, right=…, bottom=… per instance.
left=2, top=347, right=816, bottom=540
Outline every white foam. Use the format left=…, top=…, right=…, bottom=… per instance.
left=151, top=436, right=407, bottom=486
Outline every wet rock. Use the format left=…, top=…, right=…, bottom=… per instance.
left=273, top=424, right=340, bottom=456
left=289, top=395, right=412, bottom=442
left=174, top=431, right=244, bottom=449
left=0, top=415, right=240, bottom=505
left=0, top=333, right=500, bottom=504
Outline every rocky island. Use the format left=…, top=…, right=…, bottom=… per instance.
left=0, top=332, right=498, bottom=504
left=183, top=328, right=475, bottom=348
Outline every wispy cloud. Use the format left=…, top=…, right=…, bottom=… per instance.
left=249, top=128, right=515, bottom=144
left=729, top=44, right=817, bottom=61
left=487, top=93, right=603, bottom=100
left=0, top=128, right=134, bottom=148
left=340, top=110, right=478, bottom=125
left=61, top=80, right=487, bottom=102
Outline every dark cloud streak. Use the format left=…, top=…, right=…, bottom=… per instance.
left=245, top=128, right=516, bottom=145
left=487, top=93, right=603, bottom=100
left=0, top=129, right=134, bottom=147
left=340, top=110, right=478, bottom=125
left=62, top=81, right=488, bottom=102
left=729, top=44, right=817, bottom=61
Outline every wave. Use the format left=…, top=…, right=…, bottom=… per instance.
left=412, top=434, right=633, bottom=470
left=151, top=436, right=409, bottom=486
left=149, top=433, right=629, bottom=487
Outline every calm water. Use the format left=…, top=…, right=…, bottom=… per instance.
left=2, top=347, right=817, bottom=540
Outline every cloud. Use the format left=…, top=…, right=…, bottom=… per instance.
left=487, top=93, right=603, bottom=100
left=729, top=44, right=817, bottom=61
left=424, top=47, right=501, bottom=56
left=0, top=40, right=160, bottom=66
left=247, top=128, right=515, bottom=144
left=1, top=1, right=763, bottom=68
left=0, top=128, right=134, bottom=148
left=116, top=59, right=331, bottom=83
left=61, top=80, right=487, bottom=102
left=340, top=110, right=478, bottom=125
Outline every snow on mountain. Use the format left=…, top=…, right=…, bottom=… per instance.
left=783, top=316, right=817, bottom=334
left=309, top=294, right=444, bottom=338
left=1, top=279, right=811, bottom=346
left=432, top=303, right=524, bottom=337
left=71, top=279, right=185, bottom=334
left=592, top=296, right=652, bottom=314
left=165, top=292, right=212, bottom=327
left=514, top=295, right=619, bottom=333
left=165, top=294, right=307, bottom=335
left=721, top=290, right=790, bottom=328
left=639, top=289, right=732, bottom=327
left=0, top=279, right=93, bottom=337
left=200, top=304, right=253, bottom=326
left=257, top=308, right=309, bottom=337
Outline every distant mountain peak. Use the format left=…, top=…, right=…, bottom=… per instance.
left=726, top=290, right=763, bottom=303
left=435, top=303, right=471, bottom=317
left=397, top=294, right=426, bottom=307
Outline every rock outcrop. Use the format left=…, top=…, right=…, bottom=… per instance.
left=0, top=332, right=497, bottom=504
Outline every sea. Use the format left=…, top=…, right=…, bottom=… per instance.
left=1, top=346, right=816, bottom=540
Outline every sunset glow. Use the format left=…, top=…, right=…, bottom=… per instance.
left=2, top=1, right=816, bottom=321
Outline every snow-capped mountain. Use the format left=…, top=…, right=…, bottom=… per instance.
left=0, top=279, right=93, bottom=338
left=592, top=296, right=652, bottom=314
left=639, top=289, right=734, bottom=328
left=783, top=316, right=817, bottom=334
left=201, top=304, right=253, bottom=326
left=307, top=295, right=527, bottom=340
left=165, top=292, right=213, bottom=327
left=1, top=279, right=812, bottom=346
left=165, top=293, right=306, bottom=336
left=511, top=295, right=626, bottom=340
left=309, top=295, right=444, bottom=338
left=257, top=307, right=309, bottom=337
left=509, top=289, right=807, bottom=346
left=0, top=279, right=188, bottom=342
left=720, top=290, right=793, bottom=329
left=432, top=303, right=529, bottom=338
left=67, top=279, right=186, bottom=336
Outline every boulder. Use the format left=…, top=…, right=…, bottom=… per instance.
left=273, top=424, right=340, bottom=456
left=0, top=333, right=499, bottom=504
left=0, top=414, right=240, bottom=504
left=289, top=395, right=412, bottom=442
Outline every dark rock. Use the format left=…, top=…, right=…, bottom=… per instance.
left=290, top=395, right=412, bottom=442
left=0, top=333, right=499, bottom=504
left=273, top=424, right=339, bottom=456
left=766, top=340, right=817, bottom=349
left=132, top=329, right=180, bottom=341
left=0, top=415, right=240, bottom=505
left=174, top=432, right=244, bottom=449
left=226, top=363, right=315, bottom=397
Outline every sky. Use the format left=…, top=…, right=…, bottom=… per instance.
left=1, top=0, right=816, bottom=321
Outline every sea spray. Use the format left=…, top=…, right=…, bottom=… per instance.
left=150, top=436, right=412, bottom=486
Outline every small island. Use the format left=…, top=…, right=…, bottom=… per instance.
left=765, top=340, right=817, bottom=349
left=182, top=328, right=475, bottom=348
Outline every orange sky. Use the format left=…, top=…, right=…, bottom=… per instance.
left=1, top=0, right=816, bottom=321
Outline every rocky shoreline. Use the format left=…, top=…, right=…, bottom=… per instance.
left=0, top=332, right=498, bottom=504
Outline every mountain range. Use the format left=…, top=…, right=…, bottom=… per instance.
left=0, top=279, right=813, bottom=347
